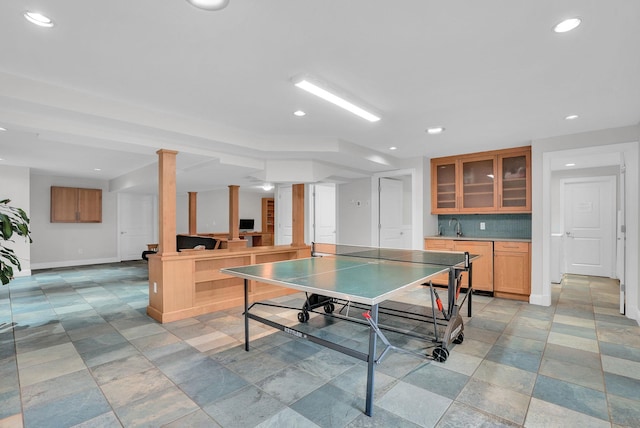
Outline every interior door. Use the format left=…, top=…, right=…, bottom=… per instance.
left=313, top=184, right=336, bottom=244
left=277, top=185, right=292, bottom=245
left=617, top=164, right=626, bottom=314
left=118, top=193, right=156, bottom=261
left=562, top=176, right=616, bottom=277
left=379, top=177, right=407, bottom=248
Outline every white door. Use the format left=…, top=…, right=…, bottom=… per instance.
left=562, top=176, right=616, bottom=277
left=118, top=193, right=156, bottom=260
left=277, top=185, right=292, bottom=245
left=617, top=163, right=626, bottom=313
left=313, top=184, right=336, bottom=244
left=379, top=177, right=406, bottom=248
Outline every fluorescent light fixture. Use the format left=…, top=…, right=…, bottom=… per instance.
left=292, top=76, right=380, bottom=122
left=186, top=0, right=230, bottom=11
left=565, top=114, right=579, bottom=120
left=554, top=18, right=581, bottom=33
left=565, top=163, right=576, bottom=167
left=293, top=110, right=306, bottom=117
left=24, top=11, right=54, bottom=27
left=426, top=127, right=445, bottom=135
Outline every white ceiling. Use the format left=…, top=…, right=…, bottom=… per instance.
left=1, top=1, right=639, bottom=194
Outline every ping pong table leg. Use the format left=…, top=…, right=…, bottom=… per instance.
left=365, top=304, right=378, bottom=417
left=244, top=278, right=249, bottom=351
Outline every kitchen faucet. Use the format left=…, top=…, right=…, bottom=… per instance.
left=449, top=218, right=462, bottom=237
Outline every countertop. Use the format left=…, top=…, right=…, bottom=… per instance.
left=425, top=235, right=531, bottom=243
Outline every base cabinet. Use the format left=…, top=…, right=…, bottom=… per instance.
left=424, top=239, right=493, bottom=292
left=494, top=241, right=531, bottom=301
left=425, top=238, right=530, bottom=300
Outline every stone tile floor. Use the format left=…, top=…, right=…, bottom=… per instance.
left=1, top=261, right=639, bottom=427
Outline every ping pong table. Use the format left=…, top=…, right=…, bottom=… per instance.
left=221, top=243, right=476, bottom=416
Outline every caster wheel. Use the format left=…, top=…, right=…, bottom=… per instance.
left=432, top=347, right=449, bottom=362
left=323, top=303, right=335, bottom=313
left=297, top=311, right=309, bottom=323
left=453, top=332, right=464, bottom=344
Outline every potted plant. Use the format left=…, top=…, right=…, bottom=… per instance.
left=0, top=199, right=32, bottom=285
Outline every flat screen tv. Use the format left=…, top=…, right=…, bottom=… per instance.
left=239, top=218, right=254, bottom=231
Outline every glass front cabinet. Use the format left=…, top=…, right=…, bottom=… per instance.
left=431, top=146, right=530, bottom=214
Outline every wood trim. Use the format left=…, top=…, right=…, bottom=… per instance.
left=228, top=185, right=240, bottom=241
left=157, top=149, right=178, bottom=254
left=188, top=192, right=197, bottom=235
left=292, top=183, right=305, bottom=246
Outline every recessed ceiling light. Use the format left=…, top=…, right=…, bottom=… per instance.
left=24, top=11, right=54, bottom=28
left=293, top=110, right=306, bottom=117
left=0, top=127, right=6, bottom=131
left=565, top=114, right=579, bottom=120
left=292, top=75, right=381, bottom=122
left=426, top=127, right=445, bottom=135
left=93, top=168, right=102, bottom=171
left=262, top=183, right=274, bottom=191
left=389, top=146, right=397, bottom=151
left=565, top=163, right=576, bottom=167
left=185, top=0, right=230, bottom=11
left=554, top=18, right=581, bottom=33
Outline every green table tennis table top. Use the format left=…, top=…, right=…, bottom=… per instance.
left=221, top=248, right=472, bottom=305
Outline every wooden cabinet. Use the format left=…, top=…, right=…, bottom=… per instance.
left=51, top=186, right=102, bottom=223
left=424, top=239, right=493, bottom=292
left=261, top=197, right=274, bottom=246
left=494, top=241, right=531, bottom=301
left=498, top=150, right=531, bottom=211
left=425, top=238, right=531, bottom=299
left=431, top=146, right=530, bottom=214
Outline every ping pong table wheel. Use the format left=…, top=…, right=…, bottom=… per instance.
left=432, top=346, right=449, bottom=362
left=297, top=311, right=310, bottom=323
left=452, top=332, right=464, bottom=344
left=323, top=303, right=335, bottom=314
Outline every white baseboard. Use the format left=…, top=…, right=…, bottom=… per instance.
left=529, top=293, right=552, bottom=306
left=13, top=269, right=32, bottom=278
left=30, top=257, right=120, bottom=271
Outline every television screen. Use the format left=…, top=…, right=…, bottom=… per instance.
left=239, top=219, right=254, bottom=230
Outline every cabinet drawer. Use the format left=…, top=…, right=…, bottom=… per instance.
left=494, top=241, right=528, bottom=252
left=424, top=239, right=455, bottom=251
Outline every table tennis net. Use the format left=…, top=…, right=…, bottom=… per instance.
left=312, top=242, right=469, bottom=268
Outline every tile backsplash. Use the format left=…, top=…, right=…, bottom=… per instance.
left=437, top=214, right=531, bottom=239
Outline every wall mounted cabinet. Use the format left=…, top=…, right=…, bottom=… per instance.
left=50, top=186, right=102, bottom=223
left=431, top=146, right=531, bottom=214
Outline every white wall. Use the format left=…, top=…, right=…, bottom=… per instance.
left=1, top=165, right=31, bottom=277
left=532, top=124, right=640, bottom=323
left=30, top=174, right=119, bottom=269
left=176, top=189, right=270, bottom=234
left=337, top=178, right=372, bottom=246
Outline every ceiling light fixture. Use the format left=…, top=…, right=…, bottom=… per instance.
left=293, top=110, right=306, bottom=117
left=262, top=183, right=274, bottom=191
left=389, top=146, right=397, bottom=151
left=24, top=11, right=54, bottom=27
left=554, top=18, right=581, bottom=33
left=292, top=75, right=381, bottom=122
left=565, top=163, right=576, bottom=167
left=0, top=127, right=6, bottom=131
left=426, top=127, right=445, bottom=135
left=565, top=114, right=579, bottom=120
left=185, top=0, right=230, bottom=11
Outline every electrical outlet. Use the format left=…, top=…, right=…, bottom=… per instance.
left=153, top=282, right=157, bottom=293
left=480, top=222, right=486, bottom=230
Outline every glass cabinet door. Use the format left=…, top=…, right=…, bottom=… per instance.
left=461, top=157, right=495, bottom=210
left=434, top=162, right=457, bottom=211
left=499, top=152, right=530, bottom=210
